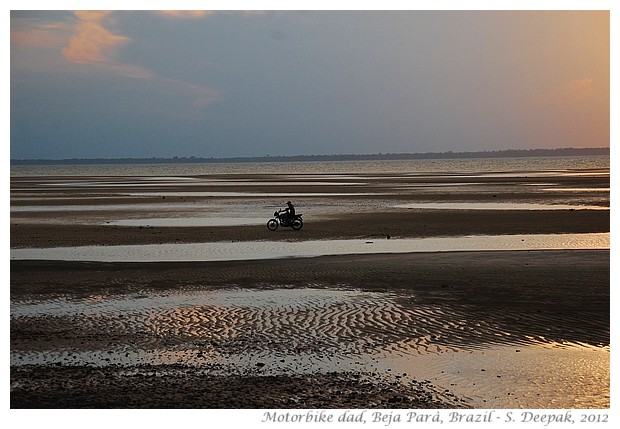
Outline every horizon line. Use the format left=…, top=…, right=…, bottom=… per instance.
left=10, top=147, right=610, bottom=165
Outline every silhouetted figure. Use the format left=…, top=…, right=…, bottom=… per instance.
left=279, top=201, right=295, bottom=224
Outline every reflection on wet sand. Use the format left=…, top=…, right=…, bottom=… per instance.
left=11, top=287, right=609, bottom=408
left=10, top=233, right=610, bottom=262
left=395, top=202, right=608, bottom=210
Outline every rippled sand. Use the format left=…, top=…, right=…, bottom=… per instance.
left=11, top=250, right=609, bottom=408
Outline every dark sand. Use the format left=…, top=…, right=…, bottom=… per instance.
left=9, top=209, right=609, bottom=248
left=10, top=170, right=610, bottom=409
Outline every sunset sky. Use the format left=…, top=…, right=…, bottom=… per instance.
left=9, top=6, right=612, bottom=159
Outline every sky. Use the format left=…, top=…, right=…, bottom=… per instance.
left=9, top=6, right=612, bottom=160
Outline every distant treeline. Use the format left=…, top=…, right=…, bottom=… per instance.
left=11, top=147, right=610, bottom=166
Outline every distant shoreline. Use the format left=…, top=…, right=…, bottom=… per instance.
left=10, top=147, right=609, bottom=166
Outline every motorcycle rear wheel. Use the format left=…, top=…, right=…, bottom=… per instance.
left=291, top=218, right=303, bottom=230
left=267, top=219, right=279, bottom=231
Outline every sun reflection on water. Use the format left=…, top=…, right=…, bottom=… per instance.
left=11, top=287, right=609, bottom=408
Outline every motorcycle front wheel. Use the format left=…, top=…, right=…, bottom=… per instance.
left=267, top=219, right=279, bottom=231
left=291, top=218, right=303, bottom=230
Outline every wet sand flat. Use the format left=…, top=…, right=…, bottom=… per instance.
left=10, top=167, right=610, bottom=408
left=10, top=169, right=610, bottom=247
left=10, top=251, right=610, bottom=408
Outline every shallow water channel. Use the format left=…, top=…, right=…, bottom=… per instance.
left=10, top=233, right=610, bottom=262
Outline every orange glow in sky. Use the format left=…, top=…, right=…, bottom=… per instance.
left=10, top=10, right=610, bottom=159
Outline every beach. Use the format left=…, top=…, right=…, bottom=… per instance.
left=10, top=160, right=610, bottom=409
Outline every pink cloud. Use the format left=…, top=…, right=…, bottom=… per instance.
left=62, top=11, right=128, bottom=64
left=158, top=11, right=215, bottom=19
left=11, top=22, right=71, bottom=48
left=60, top=11, right=154, bottom=79
left=14, top=11, right=219, bottom=108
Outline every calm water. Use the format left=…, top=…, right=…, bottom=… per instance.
left=10, top=155, right=610, bottom=177
left=10, top=233, right=610, bottom=262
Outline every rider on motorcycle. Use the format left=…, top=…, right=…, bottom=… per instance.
left=279, top=201, right=295, bottom=224
left=268, top=201, right=302, bottom=231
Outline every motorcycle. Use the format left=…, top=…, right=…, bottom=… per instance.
left=267, top=210, right=303, bottom=231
